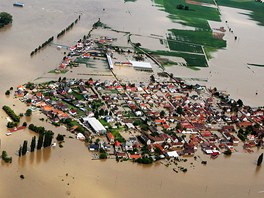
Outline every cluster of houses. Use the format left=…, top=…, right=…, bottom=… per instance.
left=16, top=72, right=264, bottom=162
left=54, top=35, right=115, bottom=73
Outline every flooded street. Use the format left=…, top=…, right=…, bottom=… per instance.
left=0, top=0, right=264, bottom=197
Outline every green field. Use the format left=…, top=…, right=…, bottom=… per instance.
left=217, top=0, right=264, bottom=26
left=167, top=39, right=204, bottom=53
left=149, top=50, right=209, bottom=67
left=169, top=29, right=226, bottom=50
left=152, top=0, right=228, bottom=68
left=154, top=0, right=221, bottom=30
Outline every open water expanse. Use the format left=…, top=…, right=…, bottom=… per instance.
left=0, top=0, right=264, bottom=197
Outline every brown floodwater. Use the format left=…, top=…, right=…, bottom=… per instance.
left=0, top=0, right=264, bottom=197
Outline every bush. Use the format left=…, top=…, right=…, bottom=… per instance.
left=136, top=157, right=153, bottom=164
left=7, top=121, right=17, bottom=128
left=2, top=151, right=12, bottom=163
left=25, top=109, right=32, bottom=117
left=52, top=122, right=60, bottom=127
left=224, top=150, right=232, bottom=155
left=0, top=12, right=12, bottom=26
left=56, top=134, right=64, bottom=142
left=5, top=90, right=10, bottom=95
left=99, top=153, right=107, bottom=159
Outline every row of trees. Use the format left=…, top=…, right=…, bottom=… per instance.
left=57, top=15, right=81, bottom=38
left=0, top=12, right=12, bottom=28
left=30, top=36, right=54, bottom=56
left=19, top=125, right=54, bottom=156
left=2, top=105, right=20, bottom=122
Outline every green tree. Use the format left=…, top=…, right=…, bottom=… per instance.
left=56, top=134, right=64, bottom=142
left=2, top=151, right=12, bottom=163
left=5, top=90, right=10, bottom=95
left=37, top=134, right=44, bottom=150
left=176, top=106, right=183, bottom=115
left=257, top=153, right=263, bottom=166
left=30, top=136, right=36, bottom=152
left=104, top=110, right=109, bottom=115
left=25, top=109, right=32, bottom=116
left=237, top=99, right=243, bottom=107
left=26, top=99, right=32, bottom=104
left=99, top=108, right=104, bottom=116
left=43, top=131, right=53, bottom=147
left=22, top=140, right=28, bottom=155
left=7, top=121, right=17, bottom=128
left=94, top=110, right=99, bottom=119
left=0, top=12, right=13, bottom=26
left=99, top=153, right=107, bottom=159
left=18, top=146, right=22, bottom=157
left=160, top=110, right=165, bottom=117
left=22, top=122, right=27, bottom=127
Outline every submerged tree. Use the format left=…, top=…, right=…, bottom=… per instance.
left=22, top=140, right=28, bottom=156
left=30, top=136, right=36, bottom=152
left=0, top=12, right=13, bottom=26
left=18, top=145, right=22, bottom=157
left=37, top=134, right=44, bottom=150
left=25, top=109, right=32, bottom=117
left=43, top=131, right=53, bottom=147
left=257, top=153, right=263, bottom=166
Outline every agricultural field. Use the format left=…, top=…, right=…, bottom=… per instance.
left=154, top=0, right=221, bottom=30
left=152, top=0, right=227, bottom=68
left=149, top=50, right=209, bottom=67
left=217, top=0, right=264, bottom=26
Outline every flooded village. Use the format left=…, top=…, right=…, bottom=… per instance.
left=8, top=25, right=264, bottom=170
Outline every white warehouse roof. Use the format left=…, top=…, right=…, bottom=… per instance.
left=83, top=117, right=106, bottom=134
left=129, top=60, right=152, bottom=70
left=106, top=54, right=114, bottom=69
left=167, top=151, right=179, bottom=158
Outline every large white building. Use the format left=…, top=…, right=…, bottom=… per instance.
left=129, top=60, right=153, bottom=71
left=82, top=117, right=106, bottom=134
left=106, top=54, right=114, bottom=70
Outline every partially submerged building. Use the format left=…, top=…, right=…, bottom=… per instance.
left=129, top=60, right=153, bottom=71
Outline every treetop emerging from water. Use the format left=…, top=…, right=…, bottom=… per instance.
left=0, top=12, right=13, bottom=28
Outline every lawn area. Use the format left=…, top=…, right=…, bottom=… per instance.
left=61, top=100, right=85, bottom=117
left=99, top=118, right=111, bottom=127
left=74, top=57, right=90, bottom=66
left=122, top=111, right=136, bottom=118
left=217, top=0, right=264, bottom=26
left=72, top=90, right=84, bottom=100
left=99, top=119, right=125, bottom=143
left=109, top=127, right=126, bottom=143
left=62, top=119, right=87, bottom=134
